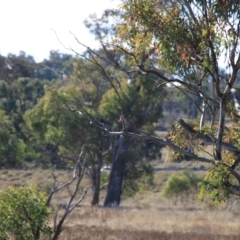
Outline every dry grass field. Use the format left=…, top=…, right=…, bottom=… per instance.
left=59, top=207, right=240, bottom=240
left=1, top=159, right=240, bottom=240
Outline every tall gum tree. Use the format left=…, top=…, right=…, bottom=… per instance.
left=109, top=0, right=240, bottom=201
left=67, top=11, right=164, bottom=207
left=73, top=50, right=162, bottom=206
left=98, top=75, right=163, bottom=206
left=74, top=0, right=240, bottom=203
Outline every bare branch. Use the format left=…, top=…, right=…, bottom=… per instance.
left=69, top=31, right=123, bottom=104
left=46, top=149, right=91, bottom=240
left=122, top=131, right=213, bottom=163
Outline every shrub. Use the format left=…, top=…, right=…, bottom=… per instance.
left=0, top=185, right=52, bottom=239
left=162, top=170, right=200, bottom=204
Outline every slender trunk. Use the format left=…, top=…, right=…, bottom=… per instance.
left=91, top=141, right=104, bottom=206
left=199, top=95, right=206, bottom=131
left=210, top=78, right=216, bottom=128
left=91, top=170, right=100, bottom=206
left=104, top=135, right=130, bottom=207
left=210, top=107, right=216, bottom=129
left=216, top=98, right=225, bottom=161
left=51, top=211, right=68, bottom=240
left=91, top=155, right=102, bottom=206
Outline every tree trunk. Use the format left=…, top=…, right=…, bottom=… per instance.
left=91, top=153, right=102, bottom=206
left=104, top=135, right=130, bottom=207
left=91, top=171, right=101, bottom=206
left=104, top=106, right=152, bottom=207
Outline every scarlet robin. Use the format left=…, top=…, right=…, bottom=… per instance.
left=119, top=115, right=126, bottom=122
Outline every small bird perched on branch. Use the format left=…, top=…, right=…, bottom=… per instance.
left=119, top=114, right=131, bottom=130
left=119, top=115, right=126, bottom=123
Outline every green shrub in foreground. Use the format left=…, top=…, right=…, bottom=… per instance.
left=0, top=185, right=52, bottom=239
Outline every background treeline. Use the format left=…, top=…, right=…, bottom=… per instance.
left=0, top=49, right=162, bottom=184
left=2, top=49, right=240, bottom=169
left=0, top=48, right=165, bottom=205
left=0, top=50, right=74, bottom=168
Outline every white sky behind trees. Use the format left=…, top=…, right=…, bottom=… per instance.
left=0, top=0, right=120, bottom=62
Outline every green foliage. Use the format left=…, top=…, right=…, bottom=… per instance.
left=100, top=172, right=110, bottom=186
left=0, top=77, right=48, bottom=122
left=99, top=77, right=162, bottom=125
left=72, top=58, right=111, bottom=101
left=199, top=164, right=230, bottom=203
left=24, top=84, right=108, bottom=168
left=162, top=170, right=200, bottom=203
left=0, top=185, right=52, bottom=239
left=25, top=86, right=83, bottom=144
left=124, top=162, right=154, bottom=197
left=0, top=110, right=36, bottom=168
left=123, top=147, right=154, bottom=197
left=0, top=51, right=74, bottom=168
left=24, top=86, right=85, bottom=163
left=98, top=70, right=162, bottom=198
left=36, top=50, right=73, bottom=80
left=12, top=78, right=47, bottom=111
left=98, top=76, right=162, bottom=197
left=167, top=118, right=240, bottom=166
left=0, top=74, right=50, bottom=167
left=116, top=0, right=240, bottom=87
left=4, top=52, right=36, bottom=80
left=167, top=121, right=198, bottom=162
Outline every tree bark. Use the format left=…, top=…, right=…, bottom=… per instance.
left=104, top=135, right=131, bottom=207
left=91, top=154, right=102, bottom=206
left=91, top=170, right=100, bottom=206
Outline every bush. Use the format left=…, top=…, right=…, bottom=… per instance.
left=0, top=185, right=52, bottom=239
left=162, top=170, right=200, bottom=204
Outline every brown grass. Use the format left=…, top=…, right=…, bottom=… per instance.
left=57, top=205, right=240, bottom=240
left=1, top=167, right=240, bottom=240
left=67, top=207, right=240, bottom=234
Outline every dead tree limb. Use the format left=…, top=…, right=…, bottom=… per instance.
left=46, top=150, right=90, bottom=240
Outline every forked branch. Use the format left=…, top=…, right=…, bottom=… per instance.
left=46, top=150, right=90, bottom=240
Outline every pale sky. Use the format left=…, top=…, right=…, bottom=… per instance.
left=0, top=0, right=120, bottom=62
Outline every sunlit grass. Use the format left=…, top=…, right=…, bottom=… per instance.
left=1, top=166, right=240, bottom=239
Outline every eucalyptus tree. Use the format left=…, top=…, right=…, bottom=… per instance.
left=73, top=0, right=240, bottom=203
left=79, top=9, right=164, bottom=206
left=106, top=0, right=240, bottom=201
left=24, top=81, right=111, bottom=205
